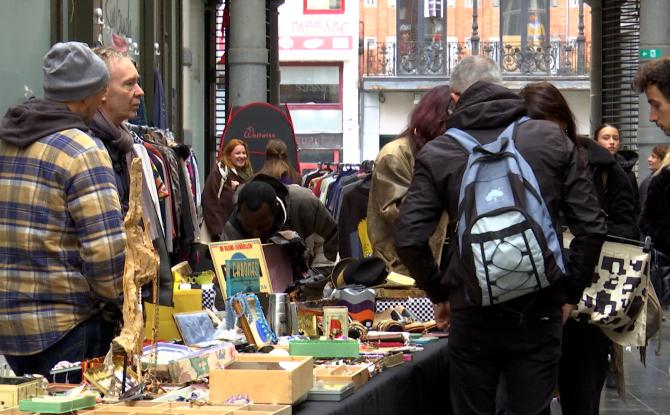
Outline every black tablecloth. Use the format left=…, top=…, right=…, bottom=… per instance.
left=294, top=339, right=451, bottom=415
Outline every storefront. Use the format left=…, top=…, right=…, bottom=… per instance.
left=0, top=0, right=213, bottom=186
left=278, top=0, right=360, bottom=169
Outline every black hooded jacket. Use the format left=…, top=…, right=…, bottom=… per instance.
left=614, top=149, right=640, bottom=212
left=394, top=81, right=606, bottom=310
left=0, top=99, right=90, bottom=147
left=640, top=167, right=670, bottom=256
left=584, top=139, right=639, bottom=240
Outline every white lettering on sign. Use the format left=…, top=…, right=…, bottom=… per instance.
left=290, top=21, right=351, bottom=35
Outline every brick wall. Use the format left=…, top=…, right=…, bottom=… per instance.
left=361, top=0, right=591, bottom=46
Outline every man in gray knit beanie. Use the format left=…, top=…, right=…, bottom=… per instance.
left=43, top=41, right=109, bottom=102
left=0, top=41, right=124, bottom=382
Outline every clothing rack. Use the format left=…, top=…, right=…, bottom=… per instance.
left=315, top=161, right=375, bottom=172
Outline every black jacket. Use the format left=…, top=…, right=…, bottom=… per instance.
left=585, top=139, right=640, bottom=240
left=615, top=150, right=640, bottom=212
left=639, top=174, right=652, bottom=215
left=640, top=167, right=670, bottom=256
left=394, top=81, right=606, bottom=310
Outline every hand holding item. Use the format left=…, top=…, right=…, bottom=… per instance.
left=231, top=180, right=240, bottom=190
left=561, top=303, right=576, bottom=325
left=434, top=301, right=450, bottom=331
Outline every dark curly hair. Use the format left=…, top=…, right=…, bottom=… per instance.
left=632, top=57, right=670, bottom=102
left=398, top=85, right=452, bottom=155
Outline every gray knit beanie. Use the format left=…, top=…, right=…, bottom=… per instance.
left=43, top=42, right=110, bottom=102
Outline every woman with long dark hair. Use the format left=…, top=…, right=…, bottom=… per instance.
left=595, top=123, right=640, bottom=212
left=521, top=81, right=638, bottom=415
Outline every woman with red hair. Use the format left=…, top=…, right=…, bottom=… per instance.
left=367, top=85, right=452, bottom=275
left=202, top=139, right=254, bottom=240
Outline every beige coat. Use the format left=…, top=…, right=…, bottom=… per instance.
left=367, top=137, right=449, bottom=275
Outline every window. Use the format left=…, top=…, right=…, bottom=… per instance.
left=501, top=0, right=549, bottom=46
left=397, top=0, right=447, bottom=75
left=304, top=0, right=345, bottom=14
left=447, top=0, right=455, bottom=7
left=364, top=0, right=377, bottom=6
left=569, top=0, right=579, bottom=7
left=492, top=0, right=500, bottom=6
left=280, top=64, right=341, bottom=107
left=465, top=0, right=473, bottom=7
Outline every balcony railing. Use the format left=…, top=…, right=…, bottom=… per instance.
left=364, top=40, right=590, bottom=78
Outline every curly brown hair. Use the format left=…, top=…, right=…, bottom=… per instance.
left=632, top=57, right=670, bottom=102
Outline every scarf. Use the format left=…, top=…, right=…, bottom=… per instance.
left=91, top=110, right=134, bottom=153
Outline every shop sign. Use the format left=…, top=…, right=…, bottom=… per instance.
left=296, top=133, right=343, bottom=149
left=220, top=103, right=299, bottom=172
left=640, top=48, right=662, bottom=59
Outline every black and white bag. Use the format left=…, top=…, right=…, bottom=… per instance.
left=448, top=118, right=565, bottom=306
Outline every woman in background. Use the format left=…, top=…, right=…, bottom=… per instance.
left=595, top=123, right=640, bottom=213
left=521, top=81, right=638, bottom=415
left=639, top=144, right=668, bottom=213
left=367, top=85, right=452, bottom=276
left=257, top=139, right=301, bottom=185
left=202, top=138, right=253, bottom=241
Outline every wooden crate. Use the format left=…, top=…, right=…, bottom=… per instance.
left=79, top=403, right=290, bottom=415
left=313, top=365, right=370, bottom=389
left=0, top=377, right=44, bottom=409
left=209, top=355, right=313, bottom=405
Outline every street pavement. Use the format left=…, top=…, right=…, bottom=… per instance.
left=601, top=319, right=670, bottom=414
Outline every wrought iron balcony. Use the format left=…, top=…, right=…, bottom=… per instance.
left=364, top=40, right=590, bottom=78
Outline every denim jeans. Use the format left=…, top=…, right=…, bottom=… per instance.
left=5, top=313, right=116, bottom=383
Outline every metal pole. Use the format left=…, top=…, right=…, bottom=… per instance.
left=472, top=0, right=480, bottom=56
left=577, top=0, right=585, bottom=74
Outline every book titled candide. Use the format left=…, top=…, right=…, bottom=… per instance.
left=208, top=239, right=272, bottom=298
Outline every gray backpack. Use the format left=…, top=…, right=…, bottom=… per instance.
left=447, top=118, right=565, bottom=306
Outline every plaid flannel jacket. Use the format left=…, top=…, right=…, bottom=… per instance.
left=0, top=128, right=126, bottom=355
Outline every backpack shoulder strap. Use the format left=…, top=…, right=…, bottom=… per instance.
left=447, top=116, right=531, bottom=153
left=445, top=128, right=480, bottom=154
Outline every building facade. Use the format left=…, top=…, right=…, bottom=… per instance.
left=277, top=0, right=360, bottom=169
left=0, top=0, right=214, bottom=185
left=360, top=0, right=592, bottom=161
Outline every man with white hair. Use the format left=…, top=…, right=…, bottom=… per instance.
left=395, top=56, right=606, bottom=414
left=90, top=46, right=145, bottom=214
left=0, top=42, right=126, bottom=382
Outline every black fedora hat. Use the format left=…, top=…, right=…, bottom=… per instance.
left=333, top=257, right=388, bottom=288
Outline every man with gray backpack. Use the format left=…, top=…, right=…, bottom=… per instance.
left=395, top=56, right=607, bottom=414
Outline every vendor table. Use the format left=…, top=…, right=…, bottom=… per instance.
left=293, top=339, right=451, bottom=415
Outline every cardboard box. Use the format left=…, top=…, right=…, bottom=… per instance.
left=289, top=340, right=359, bottom=358
left=167, top=342, right=236, bottom=384
left=209, top=355, right=313, bottom=405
